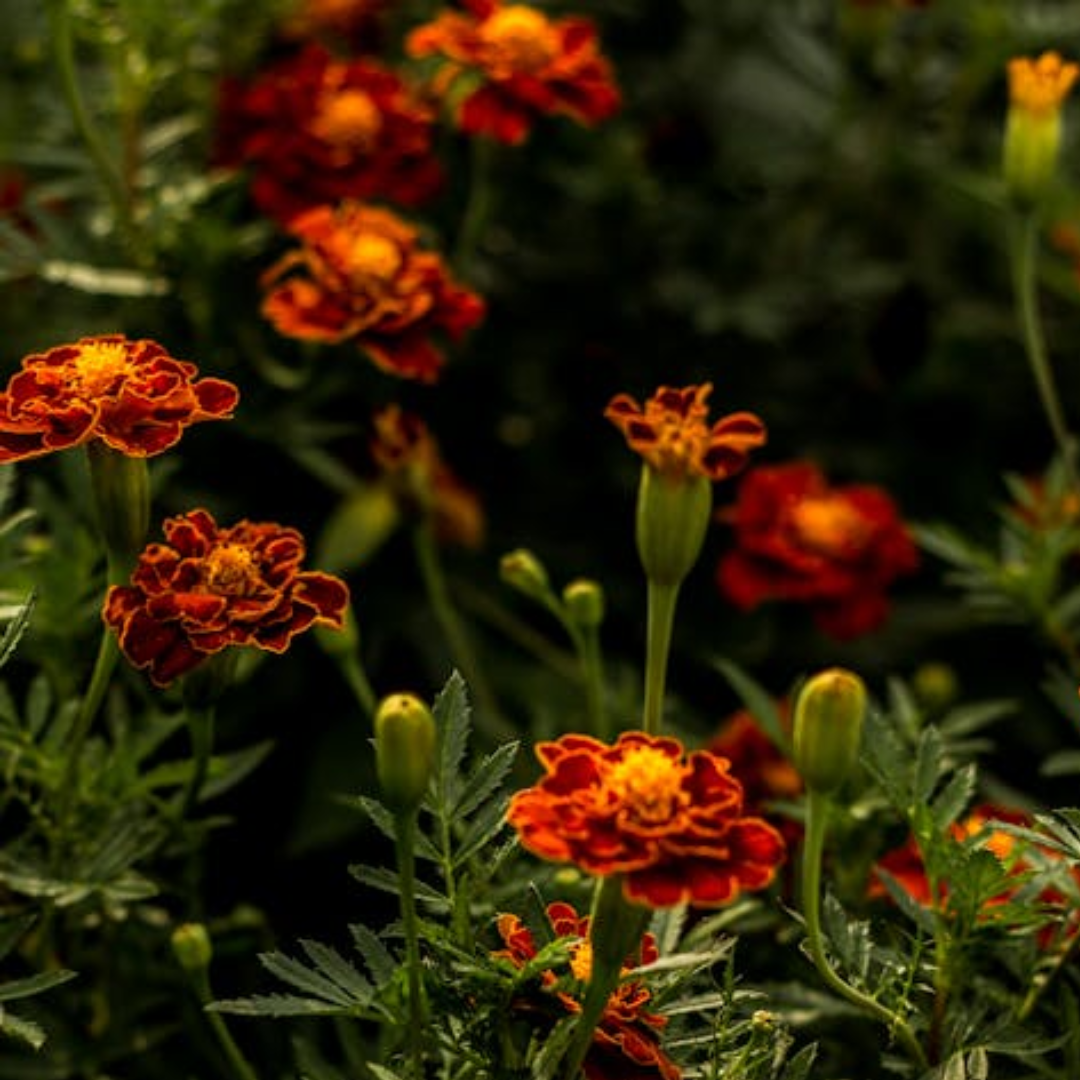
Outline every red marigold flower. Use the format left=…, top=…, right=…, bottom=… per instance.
left=213, top=44, right=443, bottom=225
left=715, top=461, right=919, bottom=639
left=279, top=0, right=391, bottom=49
left=507, top=731, right=785, bottom=908
left=103, top=509, right=350, bottom=687
left=405, top=0, right=621, bottom=145
left=0, top=335, right=239, bottom=464
left=493, top=900, right=680, bottom=1080
left=370, top=404, right=484, bottom=546
left=260, top=201, right=485, bottom=382
left=605, top=385, right=767, bottom=483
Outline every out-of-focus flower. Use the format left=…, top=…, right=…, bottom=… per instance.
left=0, top=335, right=239, bottom=463
left=1006, top=470, right=1080, bottom=533
left=715, top=461, right=919, bottom=640
left=493, top=900, right=680, bottom=1080
left=1003, top=51, right=1079, bottom=206
left=369, top=404, right=484, bottom=546
left=278, top=0, right=391, bottom=49
left=507, top=731, right=785, bottom=908
left=261, top=201, right=485, bottom=382
left=214, top=45, right=443, bottom=224
left=405, top=0, right=620, bottom=145
left=103, top=509, right=350, bottom=687
left=605, top=384, right=766, bottom=484
left=869, top=804, right=1080, bottom=950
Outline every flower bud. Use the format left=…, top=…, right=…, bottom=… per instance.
left=562, top=579, right=605, bottom=629
left=374, top=692, right=437, bottom=813
left=171, top=922, right=213, bottom=973
left=635, top=465, right=712, bottom=587
left=793, top=667, right=867, bottom=796
left=86, top=442, right=150, bottom=576
left=499, top=548, right=552, bottom=603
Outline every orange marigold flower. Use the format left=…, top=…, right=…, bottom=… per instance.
left=1008, top=51, right=1079, bottom=118
left=213, top=44, right=443, bottom=225
left=493, top=900, right=680, bottom=1080
left=260, top=201, right=485, bottom=383
left=405, top=0, right=621, bottom=145
left=605, top=384, right=766, bottom=483
left=370, top=404, right=484, bottom=546
left=715, top=460, right=919, bottom=639
left=507, top=731, right=785, bottom=908
left=103, top=509, right=350, bottom=687
left=0, top=335, right=238, bottom=464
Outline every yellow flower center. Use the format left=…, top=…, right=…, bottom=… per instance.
left=71, top=340, right=133, bottom=399
left=790, top=495, right=867, bottom=557
left=310, top=88, right=383, bottom=150
left=480, top=6, right=559, bottom=73
left=1008, top=51, right=1079, bottom=117
left=346, top=233, right=403, bottom=282
left=569, top=939, right=592, bottom=983
left=204, top=543, right=261, bottom=596
left=606, top=745, right=687, bottom=824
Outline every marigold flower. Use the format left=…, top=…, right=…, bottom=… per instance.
left=405, top=0, right=621, bottom=145
left=0, top=335, right=238, bottom=464
left=279, top=0, right=390, bottom=48
left=605, top=384, right=766, bottom=484
left=507, top=731, right=785, bottom=908
left=493, top=900, right=679, bottom=1080
left=869, top=804, right=1080, bottom=951
left=715, top=461, right=919, bottom=639
left=103, top=509, right=350, bottom=687
left=369, top=404, right=484, bottom=545
left=214, top=45, right=443, bottom=224
left=260, top=202, right=485, bottom=382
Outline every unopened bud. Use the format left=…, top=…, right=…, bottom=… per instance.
left=171, top=922, right=213, bottom=973
left=793, top=668, right=867, bottom=796
left=374, top=692, right=437, bottom=813
left=562, top=579, right=604, bottom=629
left=499, top=548, right=551, bottom=602
left=635, top=466, right=712, bottom=587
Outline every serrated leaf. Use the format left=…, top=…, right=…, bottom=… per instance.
left=210, top=993, right=351, bottom=1018
left=298, top=939, right=373, bottom=1002
left=257, top=952, right=357, bottom=1008
left=452, top=740, right=518, bottom=819
left=432, top=671, right=470, bottom=810
left=349, top=923, right=396, bottom=986
left=452, top=791, right=511, bottom=867
left=913, top=726, right=945, bottom=804
left=349, top=864, right=447, bottom=909
left=781, top=1043, right=819, bottom=1080
left=931, top=763, right=976, bottom=831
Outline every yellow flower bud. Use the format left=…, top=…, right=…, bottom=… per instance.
left=635, top=465, right=712, bottom=587
left=374, top=692, right=437, bottom=813
left=562, top=578, right=605, bottom=629
left=499, top=548, right=552, bottom=602
left=1003, top=51, right=1079, bottom=207
left=793, top=667, right=867, bottom=796
left=171, top=922, right=213, bottom=973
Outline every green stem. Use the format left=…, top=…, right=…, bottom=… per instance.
left=1008, top=210, right=1080, bottom=498
left=800, top=790, right=928, bottom=1070
left=187, top=967, right=260, bottom=1080
left=642, top=582, right=679, bottom=735
left=395, top=811, right=426, bottom=1079
left=411, top=523, right=511, bottom=737
left=46, top=0, right=141, bottom=258
left=578, top=622, right=608, bottom=740
left=455, top=135, right=496, bottom=271
left=181, top=704, right=216, bottom=819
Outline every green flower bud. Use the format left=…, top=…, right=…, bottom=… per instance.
left=374, top=692, right=437, bottom=813
left=171, top=922, right=213, bottom=973
left=793, top=668, right=867, bottom=796
left=562, top=579, right=605, bottom=629
left=634, top=466, right=712, bottom=587
left=499, top=548, right=552, bottom=603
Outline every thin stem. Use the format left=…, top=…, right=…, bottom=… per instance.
left=642, top=582, right=679, bottom=735
left=187, top=967, right=260, bottom=1080
left=181, top=704, right=216, bottom=819
left=455, top=135, right=496, bottom=272
left=395, top=812, right=426, bottom=1079
left=577, top=622, right=608, bottom=740
left=410, top=523, right=511, bottom=737
left=1008, top=210, right=1080, bottom=497
left=800, top=790, right=929, bottom=1070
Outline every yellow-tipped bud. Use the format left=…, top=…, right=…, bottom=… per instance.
left=635, top=466, right=712, bottom=587
left=374, top=692, right=437, bottom=813
left=499, top=548, right=552, bottom=602
left=562, top=578, right=605, bottom=629
left=171, top=922, right=213, bottom=973
left=793, top=667, right=867, bottom=796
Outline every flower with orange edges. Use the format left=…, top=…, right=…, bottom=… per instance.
left=507, top=731, right=785, bottom=908
left=260, top=201, right=485, bottom=382
left=715, top=460, right=919, bottom=639
left=604, top=385, right=766, bottom=483
left=103, top=509, right=350, bottom=687
left=1007, top=51, right=1079, bottom=119
left=0, top=335, right=239, bottom=464
left=869, top=804, right=1080, bottom=951
left=370, top=404, right=484, bottom=546
left=405, top=0, right=621, bottom=145
left=493, top=900, right=679, bottom=1080
left=214, top=44, right=443, bottom=225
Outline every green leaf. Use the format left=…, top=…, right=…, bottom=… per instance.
left=931, top=763, right=977, bottom=831
left=349, top=923, right=396, bottom=987
left=0, top=593, right=34, bottom=672
left=714, top=657, right=790, bottom=753
left=432, top=670, right=470, bottom=811
left=0, top=968, right=77, bottom=1004
left=210, top=993, right=352, bottom=1018
left=257, top=951, right=360, bottom=1009
left=452, top=740, right=519, bottom=820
